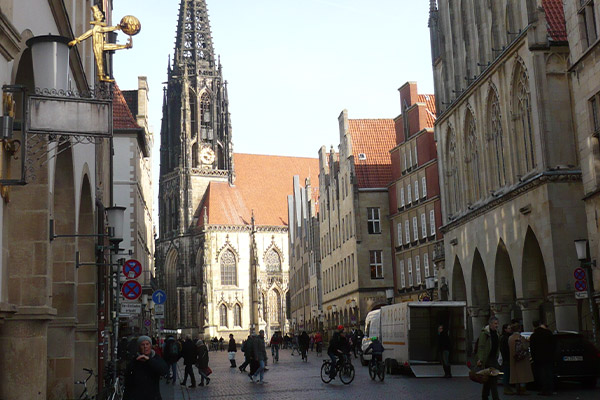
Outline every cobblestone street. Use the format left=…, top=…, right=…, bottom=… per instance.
left=159, top=348, right=600, bottom=400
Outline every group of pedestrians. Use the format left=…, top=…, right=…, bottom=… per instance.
left=239, top=330, right=268, bottom=384
left=477, top=316, right=557, bottom=399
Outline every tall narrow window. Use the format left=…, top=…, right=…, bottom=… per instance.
left=220, top=249, right=237, bottom=285
left=446, top=127, right=461, bottom=215
left=403, top=152, right=407, bottom=171
left=415, top=255, right=422, bottom=285
left=414, top=145, right=418, bottom=167
left=579, top=0, right=598, bottom=48
left=400, top=187, right=405, bottom=207
left=370, top=250, right=383, bottom=279
left=422, top=177, right=427, bottom=198
left=412, top=216, right=418, bottom=242
left=405, top=220, right=410, bottom=245
left=592, top=95, right=600, bottom=136
left=430, top=210, right=436, bottom=236
left=465, top=109, right=482, bottom=203
left=432, top=252, right=438, bottom=277
left=397, top=222, right=403, bottom=246
left=407, top=184, right=412, bottom=204
left=513, top=60, right=535, bottom=175
left=190, top=90, right=197, bottom=139
left=421, top=213, right=427, bottom=238
left=414, top=180, right=419, bottom=202
left=200, top=92, right=211, bottom=140
left=488, top=87, right=507, bottom=188
left=399, top=260, right=406, bottom=288
left=407, top=258, right=414, bottom=286
left=234, top=304, right=242, bottom=326
left=408, top=149, right=413, bottom=169
left=367, top=207, right=381, bottom=234
left=424, top=253, right=430, bottom=278
left=220, top=304, right=228, bottom=327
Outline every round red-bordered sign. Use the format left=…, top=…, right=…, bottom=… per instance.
left=121, top=280, right=142, bottom=300
left=575, top=280, right=587, bottom=292
left=123, top=259, right=142, bottom=279
left=574, top=267, right=586, bottom=281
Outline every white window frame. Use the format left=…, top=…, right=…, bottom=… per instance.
left=400, top=260, right=406, bottom=288
left=408, top=149, right=413, bottom=169
left=415, top=255, right=421, bottom=285
left=370, top=250, right=384, bottom=279
left=397, top=222, right=403, bottom=246
left=403, top=152, right=407, bottom=171
left=412, top=216, right=418, bottom=242
left=400, top=186, right=405, bottom=207
left=407, top=258, right=413, bottom=286
left=422, top=176, right=427, bottom=198
left=414, top=145, right=418, bottom=167
left=421, top=213, right=427, bottom=239
left=414, top=180, right=419, bottom=201
left=407, top=184, right=412, bottom=203
left=429, top=210, right=436, bottom=236
left=367, top=207, right=381, bottom=234
left=405, top=220, right=410, bottom=244
left=424, top=253, right=430, bottom=277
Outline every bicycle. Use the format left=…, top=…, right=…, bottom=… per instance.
left=320, top=355, right=355, bottom=384
left=75, top=368, right=95, bottom=399
left=368, top=356, right=385, bottom=382
left=106, top=375, right=124, bottom=400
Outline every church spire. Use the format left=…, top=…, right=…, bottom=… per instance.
left=174, top=0, right=216, bottom=73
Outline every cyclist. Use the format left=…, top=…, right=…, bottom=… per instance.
left=327, top=325, right=347, bottom=379
left=364, top=336, right=385, bottom=368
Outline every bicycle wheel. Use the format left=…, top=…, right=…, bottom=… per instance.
left=320, top=362, right=333, bottom=383
left=368, top=362, right=376, bottom=380
left=377, top=362, right=385, bottom=382
left=339, top=363, right=355, bottom=385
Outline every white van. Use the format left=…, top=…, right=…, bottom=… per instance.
left=359, top=309, right=380, bottom=365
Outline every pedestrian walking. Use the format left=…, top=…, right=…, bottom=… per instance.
left=314, top=331, right=323, bottom=355
left=299, top=331, right=310, bottom=362
left=250, top=330, right=268, bottom=384
left=476, top=316, right=501, bottom=400
left=437, top=324, right=452, bottom=378
left=162, top=335, right=180, bottom=385
left=195, top=339, right=211, bottom=386
left=508, top=322, right=534, bottom=395
left=499, top=323, right=515, bottom=395
left=123, top=335, right=168, bottom=400
left=239, top=335, right=253, bottom=372
left=219, top=336, right=225, bottom=351
left=180, top=336, right=198, bottom=388
left=228, top=333, right=237, bottom=368
left=530, top=321, right=556, bottom=395
left=270, top=332, right=281, bottom=362
left=291, top=334, right=299, bottom=356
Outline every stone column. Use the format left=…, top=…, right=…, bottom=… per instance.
left=550, top=292, right=578, bottom=331
left=490, top=303, right=513, bottom=328
left=516, top=298, right=544, bottom=331
left=468, top=306, right=489, bottom=348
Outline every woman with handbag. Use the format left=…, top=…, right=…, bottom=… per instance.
left=508, top=322, right=533, bottom=395
left=195, top=339, right=211, bottom=386
left=228, top=334, right=237, bottom=368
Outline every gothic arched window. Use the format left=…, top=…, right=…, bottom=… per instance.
left=220, top=249, right=237, bottom=286
left=464, top=110, right=481, bottom=203
left=487, top=87, right=507, bottom=188
left=190, top=89, right=197, bottom=139
left=234, top=304, right=241, bottom=327
left=219, top=304, right=228, bottom=327
left=200, top=92, right=211, bottom=140
left=265, top=249, right=282, bottom=273
left=512, top=60, right=535, bottom=175
left=268, top=290, right=281, bottom=324
left=446, top=127, right=461, bottom=215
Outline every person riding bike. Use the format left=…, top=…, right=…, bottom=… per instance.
left=364, top=336, right=385, bottom=365
left=327, top=325, right=347, bottom=379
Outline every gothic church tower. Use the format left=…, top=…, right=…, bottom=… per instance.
left=157, top=0, right=233, bottom=330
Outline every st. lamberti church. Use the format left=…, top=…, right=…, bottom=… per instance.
left=156, top=0, right=318, bottom=341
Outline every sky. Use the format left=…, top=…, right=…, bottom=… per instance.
left=112, top=0, right=435, bottom=158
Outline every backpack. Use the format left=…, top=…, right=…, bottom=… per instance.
left=165, top=340, right=180, bottom=362
left=513, top=337, right=529, bottom=361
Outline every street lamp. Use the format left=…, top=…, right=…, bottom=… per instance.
left=574, top=239, right=598, bottom=346
left=385, top=288, right=394, bottom=305
left=27, top=35, right=70, bottom=91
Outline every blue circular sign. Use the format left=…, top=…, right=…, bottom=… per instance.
left=574, top=268, right=586, bottom=281
left=575, top=280, right=587, bottom=292
left=152, top=289, right=166, bottom=305
left=122, top=280, right=142, bottom=300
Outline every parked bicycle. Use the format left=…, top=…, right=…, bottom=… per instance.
left=320, top=355, right=355, bottom=384
left=75, top=368, right=95, bottom=400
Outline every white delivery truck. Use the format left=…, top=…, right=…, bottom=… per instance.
left=361, top=301, right=469, bottom=377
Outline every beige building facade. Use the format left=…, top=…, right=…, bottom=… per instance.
left=429, top=0, right=586, bottom=344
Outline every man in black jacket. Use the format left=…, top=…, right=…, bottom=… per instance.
left=530, top=321, right=556, bottom=396
left=180, top=336, right=198, bottom=388
left=123, top=335, right=168, bottom=400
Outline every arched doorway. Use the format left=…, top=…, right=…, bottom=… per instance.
left=493, top=240, right=518, bottom=326
left=165, top=248, right=178, bottom=328
left=470, top=250, right=490, bottom=346
left=520, top=227, right=551, bottom=331
left=451, top=257, right=467, bottom=301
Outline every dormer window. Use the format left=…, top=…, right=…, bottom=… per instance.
left=358, top=153, right=367, bottom=161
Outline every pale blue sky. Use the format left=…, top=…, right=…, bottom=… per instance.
left=112, top=0, right=435, bottom=161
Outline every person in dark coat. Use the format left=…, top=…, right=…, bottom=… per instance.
left=299, top=331, right=310, bottom=361
left=499, top=323, right=515, bottom=395
left=180, top=336, right=198, bottom=388
left=476, top=317, right=500, bottom=400
left=250, top=330, right=268, bottom=383
left=530, top=321, right=556, bottom=396
left=437, top=324, right=452, bottom=378
left=239, top=335, right=253, bottom=372
left=123, top=335, right=168, bottom=400
left=228, top=333, right=237, bottom=368
left=195, top=339, right=211, bottom=386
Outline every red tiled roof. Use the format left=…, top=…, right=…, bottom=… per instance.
left=543, top=0, right=567, bottom=42
left=113, top=84, right=140, bottom=130
left=348, top=119, right=395, bottom=188
left=418, top=94, right=437, bottom=127
left=200, top=154, right=319, bottom=226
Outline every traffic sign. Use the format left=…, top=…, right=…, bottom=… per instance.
left=575, top=280, right=587, bottom=292
left=154, top=304, right=165, bottom=316
left=152, top=289, right=166, bottom=305
left=123, top=259, right=142, bottom=279
left=574, top=267, right=586, bottom=281
left=121, top=302, right=141, bottom=315
left=575, top=291, right=589, bottom=299
left=121, top=280, right=142, bottom=300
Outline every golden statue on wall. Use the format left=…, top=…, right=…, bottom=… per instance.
left=69, top=6, right=141, bottom=82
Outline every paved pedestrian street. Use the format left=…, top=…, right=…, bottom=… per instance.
left=159, top=348, right=600, bottom=400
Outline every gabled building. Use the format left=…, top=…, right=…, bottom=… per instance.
left=389, top=82, right=442, bottom=303
left=319, top=111, right=395, bottom=335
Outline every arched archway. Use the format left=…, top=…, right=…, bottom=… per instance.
left=470, top=250, right=490, bottom=345
left=493, top=240, right=517, bottom=326
left=165, top=248, right=179, bottom=328
left=451, top=257, right=467, bottom=301
left=520, top=227, right=551, bottom=331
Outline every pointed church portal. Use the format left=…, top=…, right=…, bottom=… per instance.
left=156, top=0, right=318, bottom=340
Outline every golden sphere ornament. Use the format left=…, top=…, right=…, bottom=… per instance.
left=119, top=15, right=141, bottom=36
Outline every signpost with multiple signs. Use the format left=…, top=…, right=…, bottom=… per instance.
left=574, top=267, right=589, bottom=299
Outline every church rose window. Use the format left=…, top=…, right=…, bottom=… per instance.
left=265, top=249, right=281, bottom=273
left=220, top=249, right=237, bottom=286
